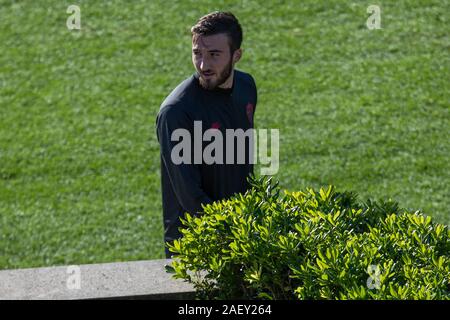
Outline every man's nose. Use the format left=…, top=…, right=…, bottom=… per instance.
left=199, top=59, right=210, bottom=71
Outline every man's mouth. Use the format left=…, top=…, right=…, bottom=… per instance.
left=202, top=71, right=215, bottom=78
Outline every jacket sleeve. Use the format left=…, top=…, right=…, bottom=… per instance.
left=156, top=105, right=213, bottom=215
left=252, top=75, right=258, bottom=113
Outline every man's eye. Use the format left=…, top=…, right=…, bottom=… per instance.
left=211, top=53, right=219, bottom=57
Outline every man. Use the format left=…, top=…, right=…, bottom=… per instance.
left=156, top=11, right=257, bottom=258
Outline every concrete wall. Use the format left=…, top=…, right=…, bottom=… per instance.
left=0, top=259, right=195, bottom=300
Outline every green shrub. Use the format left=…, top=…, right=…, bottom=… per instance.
left=167, top=176, right=450, bottom=300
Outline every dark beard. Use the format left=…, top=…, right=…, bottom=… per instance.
left=199, top=58, right=233, bottom=90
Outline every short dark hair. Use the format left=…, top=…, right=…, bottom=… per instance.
left=191, top=11, right=243, bottom=53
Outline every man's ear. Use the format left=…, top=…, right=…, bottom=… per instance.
left=233, top=48, right=242, bottom=64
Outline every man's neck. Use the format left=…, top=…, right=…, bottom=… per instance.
left=218, top=70, right=234, bottom=89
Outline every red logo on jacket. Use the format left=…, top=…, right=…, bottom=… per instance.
left=246, top=103, right=254, bottom=125
left=211, top=121, right=221, bottom=129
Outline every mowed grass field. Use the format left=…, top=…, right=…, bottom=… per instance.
left=0, top=0, right=448, bottom=270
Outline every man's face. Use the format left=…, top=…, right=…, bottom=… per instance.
left=192, top=33, right=240, bottom=90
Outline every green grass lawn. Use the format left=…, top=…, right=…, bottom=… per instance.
left=0, top=0, right=448, bottom=270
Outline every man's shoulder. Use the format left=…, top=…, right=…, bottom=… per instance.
left=234, top=69, right=257, bottom=90
left=156, top=75, right=198, bottom=126
left=159, top=75, right=198, bottom=112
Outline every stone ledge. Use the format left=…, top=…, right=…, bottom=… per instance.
left=0, top=259, right=195, bottom=300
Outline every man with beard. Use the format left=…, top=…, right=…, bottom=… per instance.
left=156, top=11, right=258, bottom=258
